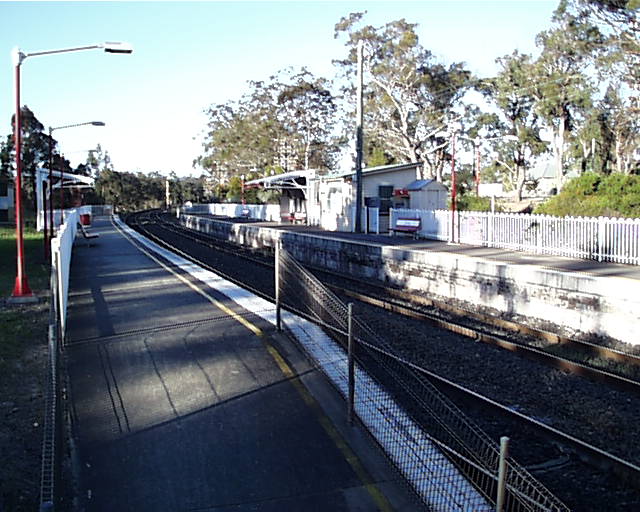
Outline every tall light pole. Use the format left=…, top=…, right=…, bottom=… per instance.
left=47, top=121, right=105, bottom=261
left=10, top=42, right=132, bottom=301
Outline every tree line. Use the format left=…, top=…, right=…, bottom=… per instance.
left=0, top=107, right=213, bottom=214
left=2, top=0, right=637, bottom=217
left=196, top=0, right=640, bottom=208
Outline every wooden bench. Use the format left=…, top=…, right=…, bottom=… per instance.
left=390, top=217, right=421, bottom=239
left=77, top=223, right=99, bottom=246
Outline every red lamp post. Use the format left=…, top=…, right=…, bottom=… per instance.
left=450, top=131, right=457, bottom=244
left=11, top=52, right=33, bottom=300
left=9, top=42, right=131, bottom=302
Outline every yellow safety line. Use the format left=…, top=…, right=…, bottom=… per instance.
left=114, top=218, right=394, bottom=511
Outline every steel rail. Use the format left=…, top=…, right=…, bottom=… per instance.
left=334, top=285, right=640, bottom=397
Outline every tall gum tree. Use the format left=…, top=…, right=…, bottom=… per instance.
left=533, top=4, right=602, bottom=191
left=198, top=69, right=338, bottom=182
left=479, top=52, right=548, bottom=200
left=334, top=13, right=472, bottom=180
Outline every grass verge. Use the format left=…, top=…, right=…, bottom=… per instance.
left=0, top=223, right=50, bottom=511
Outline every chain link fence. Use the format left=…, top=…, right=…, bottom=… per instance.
left=276, top=244, right=569, bottom=512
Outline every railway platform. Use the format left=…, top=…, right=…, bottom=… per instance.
left=63, top=216, right=416, bottom=511
left=239, top=218, right=640, bottom=282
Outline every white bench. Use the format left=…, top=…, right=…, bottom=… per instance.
left=77, top=223, right=99, bottom=246
left=390, top=217, right=421, bottom=239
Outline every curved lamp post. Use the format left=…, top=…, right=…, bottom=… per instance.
left=10, top=42, right=132, bottom=301
left=47, top=122, right=105, bottom=260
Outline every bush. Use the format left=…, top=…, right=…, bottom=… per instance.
left=456, top=194, right=498, bottom=212
left=535, top=173, right=640, bottom=218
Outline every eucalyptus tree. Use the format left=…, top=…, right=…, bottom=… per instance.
left=334, top=12, right=472, bottom=180
left=198, top=69, right=338, bottom=183
left=532, top=6, right=601, bottom=191
left=0, top=106, right=69, bottom=211
left=275, top=68, right=339, bottom=171
left=478, top=52, right=548, bottom=200
left=566, top=0, right=639, bottom=92
left=198, top=82, right=282, bottom=182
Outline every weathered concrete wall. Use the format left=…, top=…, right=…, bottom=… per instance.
left=181, top=215, right=639, bottom=346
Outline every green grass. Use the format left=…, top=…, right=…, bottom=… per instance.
left=0, top=224, right=50, bottom=370
left=0, top=225, right=49, bottom=297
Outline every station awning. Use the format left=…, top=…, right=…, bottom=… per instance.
left=245, top=170, right=312, bottom=190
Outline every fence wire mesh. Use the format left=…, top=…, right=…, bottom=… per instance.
left=40, top=253, right=63, bottom=511
left=277, top=245, right=569, bottom=512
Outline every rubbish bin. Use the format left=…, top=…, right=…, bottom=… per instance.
left=80, top=213, right=91, bottom=226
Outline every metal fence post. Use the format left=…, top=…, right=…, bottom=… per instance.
left=496, top=436, right=510, bottom=512
left=348, top=302, right=355, bottom=425
left=275, top=240, right=281, bottom=332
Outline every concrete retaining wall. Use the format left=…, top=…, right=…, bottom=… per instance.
left=181, top=214, right=639, bottom=347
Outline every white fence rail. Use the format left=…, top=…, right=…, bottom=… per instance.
left=50, top=210, right=79, bottom=338
left=391, top=208, right=640, bottom=265
left=38, top=204, right=113, bottom=231
left=180, top=203, right=281, bottom=221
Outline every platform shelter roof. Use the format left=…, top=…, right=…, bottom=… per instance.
left=245, top=169, right=312, bottom=190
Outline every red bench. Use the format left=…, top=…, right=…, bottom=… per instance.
left=390, top=217, right=421, bottom=238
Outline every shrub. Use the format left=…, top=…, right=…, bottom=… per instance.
left=535, top=173, right=640, bottom=218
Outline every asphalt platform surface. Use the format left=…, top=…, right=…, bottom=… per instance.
left=64, top=217, right=416, bottom=512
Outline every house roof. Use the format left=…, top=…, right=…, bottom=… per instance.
left=406, top=179, right=441, bottom=191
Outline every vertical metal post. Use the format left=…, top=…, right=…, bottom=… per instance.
left=496, top=436, right=510, bottom=512
left=450, top=132, right=457, bottom=244
left=354, top=40, right=364, bottom=234
left=11, top=56, right=34, bottom=299
left=474, top=140, right=481, bottom=197
left=48, top=127, right=54, bottom=245
left=275, top=240, right=281, bottom=331
left=43, top=180, right=49, bottom=262
left=347, top=302, right=355, bottom=425
left=60, top=154, right=64, bottom=224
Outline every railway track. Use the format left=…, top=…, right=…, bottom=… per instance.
left=130, top=210, right=640, bottom=394
left=125, top=210, right=640, bottom=508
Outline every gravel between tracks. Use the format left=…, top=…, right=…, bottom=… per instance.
left=130, top=212, right=640, bottom=511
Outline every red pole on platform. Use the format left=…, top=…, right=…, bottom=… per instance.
left=43, top=180, right=48, bottom=262
left=11, top=56, right=34, bottom=300
left=475, top=141, right=481, bottom=197
left=450, top=132, right=457, bottom=244
left=48, top=127, right=54, bottom=253
left=60, top=154, right=64, bottom=223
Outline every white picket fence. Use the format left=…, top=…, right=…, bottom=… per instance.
left=391, top=208, right=640, bottom=265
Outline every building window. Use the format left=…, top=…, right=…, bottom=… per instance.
left=378, top=185, right=393, bottom=198
left=0, top=209, right=8, bottom=222
left=0, top=182, right=7, bottom=197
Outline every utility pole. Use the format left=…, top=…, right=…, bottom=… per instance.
left=354, top=40, right=364, bottom=233
left=165, top=178, right=170, bottom=210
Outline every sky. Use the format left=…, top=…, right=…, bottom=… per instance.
left=0, top=1, right=559, bottom=177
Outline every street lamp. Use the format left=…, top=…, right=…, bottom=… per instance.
left=10, top=42, right=132, bottom=301
left=47, top=122, right=105, bottom=260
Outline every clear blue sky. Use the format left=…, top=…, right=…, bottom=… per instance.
left=0, top=1, right=558, bottom=177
